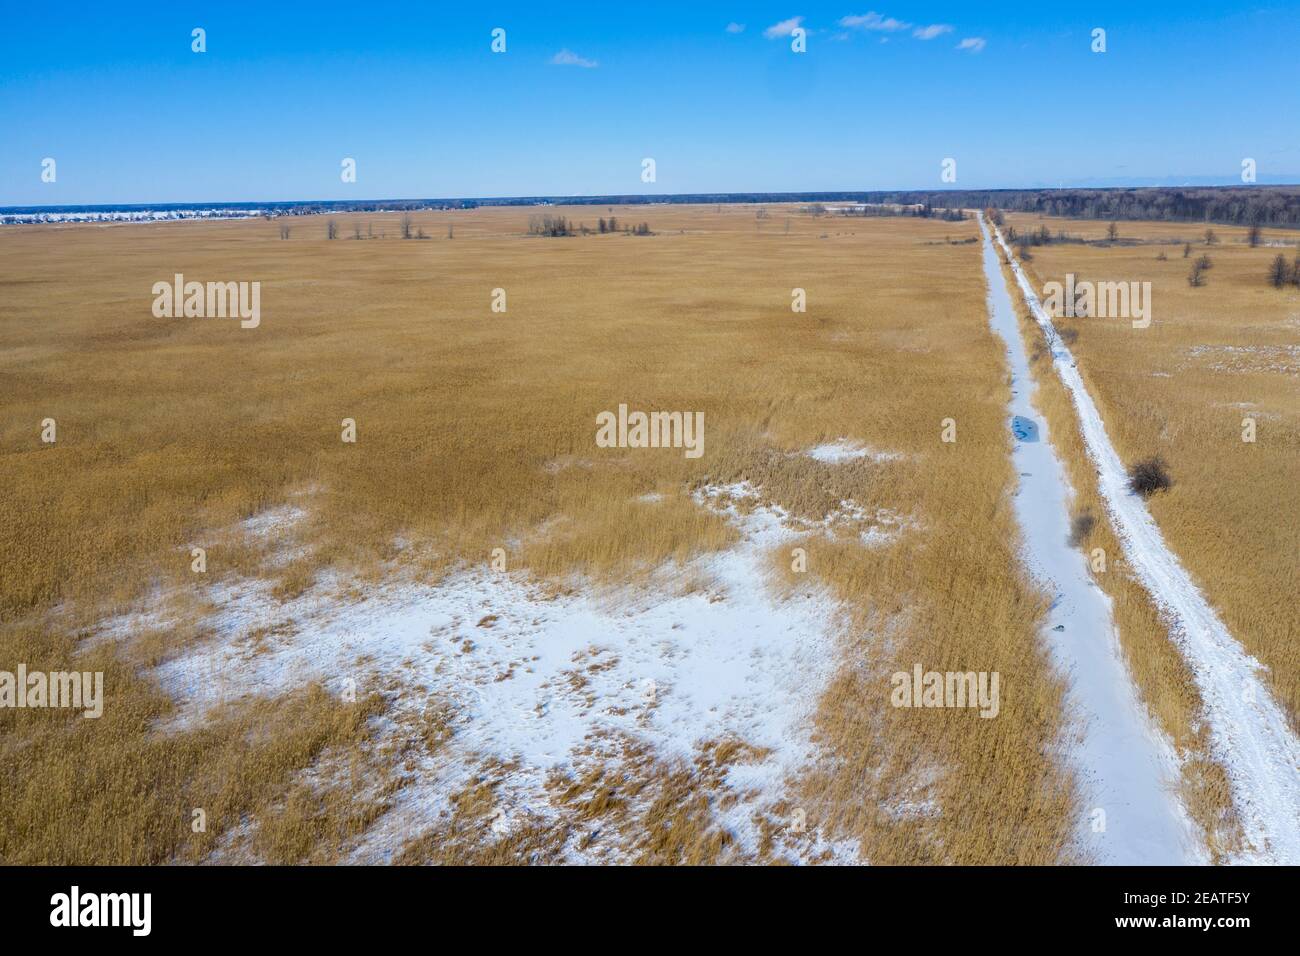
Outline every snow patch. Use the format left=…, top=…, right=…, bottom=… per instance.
left=125, top=485, right=855, bottom=863
left=802, top=439, right=900, bottom=464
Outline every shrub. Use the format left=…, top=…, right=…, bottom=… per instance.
left=1269, top=254, right=1291, bottom=288
left=1128, top=456, right=1172, bottom=498
left=1068, top=509, right=1096, bottom=547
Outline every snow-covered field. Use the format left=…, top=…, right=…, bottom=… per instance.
left=104, top=482, right=874, bottom=863
left=990, top=215, right=1300, bottom=865
left=979, top=216, right=1200, bottom=865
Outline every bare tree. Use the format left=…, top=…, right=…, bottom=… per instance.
left=279, top=223, right=291, bottom=239
left=1247, top=223, right=1262, bottom=247
left=327, top=220, right=338, bottom=240
left=1268, top=254, right=1290, bottom=288
left=401, top=213, right=413, bottom=240
left=1204, top=228, right=1218, bottom=245
left=1107, top=221, right=1119, bottom=241
left=527, top=214, right=573, bottom=237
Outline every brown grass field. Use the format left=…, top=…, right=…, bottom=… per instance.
left=0, top=203, right=1187, bottom=863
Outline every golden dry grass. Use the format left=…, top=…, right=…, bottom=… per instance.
left=2, top=205, right=1075, bottom=863
left=1004, top=213, right=1300, bottom=737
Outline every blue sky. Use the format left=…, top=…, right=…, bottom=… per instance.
left=2, top=2, right=1296, bottom=205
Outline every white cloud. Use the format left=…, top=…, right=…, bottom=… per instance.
left=725, top=22, right=745, bottom=33
left=763, top=16, right=804, bottom=39
left=839, top=12, right=910, bottom=31
left=913, top=24, right=953, bottom=40
left=550, top=49, right=598, bottom=68
left=956, top=36, right=986, bottom=52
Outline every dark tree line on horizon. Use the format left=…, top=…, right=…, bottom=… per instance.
left=332, top=186, right=1300, bottom=230
left=942, top=187, right=1300, bottom=228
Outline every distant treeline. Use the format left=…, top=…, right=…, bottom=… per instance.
left=10, top=186, right=1300, bottom=229
left=488, top=187, right=1300, bottom=228
left=948, top=187, right=1300, bottom=228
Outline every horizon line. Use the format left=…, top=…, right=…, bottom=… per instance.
left=6, top=181, right=1300, bottom=214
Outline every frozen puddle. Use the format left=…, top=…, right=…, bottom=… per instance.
left=131, top=484, right=856, bottom=863
left=979, top=216, right=1200, bottom=865
left=1011, top=416, right=1039, bottom=443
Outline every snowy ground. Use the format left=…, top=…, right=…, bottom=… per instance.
left=105, top=482, right=876, bottom=863
left=1185, top=344, right=1300, bottom=376
left=990, top=216, right=1300, bottom=865
left=979, top=216, right=1201, bottom=865
left=802, top=439, right=901, bottom=465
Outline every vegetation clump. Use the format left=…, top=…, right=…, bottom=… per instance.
left=1128, top=456, right=1173, bottom=498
